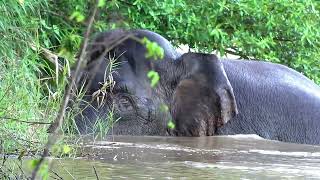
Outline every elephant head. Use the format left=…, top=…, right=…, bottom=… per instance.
left=75, top=29, right=237, bottom=136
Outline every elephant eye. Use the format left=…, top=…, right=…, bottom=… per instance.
left=117, top=94, right=134, bottom=111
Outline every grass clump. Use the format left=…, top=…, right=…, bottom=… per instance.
left=0, top=0, right=82, bottom=154
left=0, top=0, right=110, bottom=157
left=0, top=1, right=53, bottom=153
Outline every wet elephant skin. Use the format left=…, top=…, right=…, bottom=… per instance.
left=75, top=29, right=320, bottom=145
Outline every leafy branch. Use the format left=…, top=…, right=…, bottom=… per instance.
left=30, top=0, right=101, bottom=179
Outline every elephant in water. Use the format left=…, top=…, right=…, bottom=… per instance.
left=75, top=29, right=320, bottom=145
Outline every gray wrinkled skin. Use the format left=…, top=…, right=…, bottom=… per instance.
left=75, top=29, right=320, bottom=145
left=75, top=29, right=180, bottom=135
left=75, top=29, right=236, bottom=137
left=217, top=60, right=320, bottom=144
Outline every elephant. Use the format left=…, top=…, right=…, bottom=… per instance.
left=75, top=29, right=320, bottom=145
left=217, top=59, right=320, bottom=144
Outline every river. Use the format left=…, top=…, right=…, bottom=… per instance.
left=39, top=135, right=320, bottom=179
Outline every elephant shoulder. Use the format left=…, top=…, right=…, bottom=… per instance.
left=221, top=59, right=320, bottom=99
left=222, top=59, right=312, bottom=83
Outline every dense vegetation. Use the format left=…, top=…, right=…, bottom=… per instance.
left=0, top=1, right=319, bottom=177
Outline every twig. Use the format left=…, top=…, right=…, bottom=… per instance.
left=29, top=42, right=70, bottom=84
left=17, top=162, right=28, bottom=179
left=81, top=34, right=146, bottom=96
left=68, top=33, right=133, bottom=128
left=50, top=169, right=64, bottom=180
left=0, top=127, right=41, bottom=144
left=118, top=0, right=134, bottom=6
left=50, top=176, right=62, bottom=180
left=1, top=153, right=7, bottom=167
left=0, top=84, right=12, bottom=103
left=42, top=9, right=86, bottom=26
left=224, top=48, right=249, bottom=59
left=30, top=1, right=100, bottom=179
left=0, top=116, right=52, bottom=125
left=82, top=33, right=133, bottom=95
left=93, top=166, right=100, bottom=180
left=29, top=42, right=64, bottom=72
left=56, top=159, right=76, bottom=180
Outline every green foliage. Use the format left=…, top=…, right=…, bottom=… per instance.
left=98, top=0, right=106, bottom=8
left=142, top=37, right=165, bottom=60
left=147, top=70, right=160, bottom=88
left=0, top=0, right=51, bottom=153
left=29, top=160, right=49, bottom=179
left=44, top=0, right=319, bottom=82
left=167, top=120, right=175, bottom=130
left=159, top=104, right=169, bottom=112
left=52, top=143, right=73, bottom=157
left=141, top=37, right=164, bottom=87
left=122, top=0, right=320, bottom=83
left=70, top=11, right=85, bottom=23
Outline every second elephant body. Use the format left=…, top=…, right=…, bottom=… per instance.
left=219, top=60, right=320, bottom=144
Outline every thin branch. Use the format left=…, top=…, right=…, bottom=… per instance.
left=17, top=162, right=28, bottom=180
left=56, top=159, right=76, bottom=180
left=0, top=116, right=52, bottom=125
left=29, top=43, right=63, bottom=71
left=93, top=166, right=100, bottom=180
left=50, top=169, right=64, bottom=180
left=30, top=0, right=100, bottom=179
left=82, top=33, right=133, bottom=95
left=0, top=84, right=12, bottom=103
left=224, top=48, right=250, bottom=59
left=69, top=34, right=136, bottom=122
left=42, top=9, right=86, bottom=26
left=118, top=0, right=134, bottom=6
left=224, top=49, right=241, bottom=57
left=0, top=128, right=41, bottom=145
left=273, top=37, right=295, bottom=42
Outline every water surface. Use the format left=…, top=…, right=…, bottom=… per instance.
left=48, top=135, right=320, bottom=179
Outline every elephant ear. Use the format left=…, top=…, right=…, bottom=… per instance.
left=171, top=53, right=238, bottom=136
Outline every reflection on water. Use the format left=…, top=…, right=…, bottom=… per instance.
left=47, top=135, right=320, bottom=179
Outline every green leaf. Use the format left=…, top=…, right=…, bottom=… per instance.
left=52, top=25, right=60, bottom=36
left=147, top=70, right=160, bottom=88
left=142, top=37, right=164, bottom=60
left=159, top=104, right=169, bottom=112
left=167, top=120, right=175, bottom=129
left=39, top=163, right=49, bottom=180
left=69, top=11, right=85, bottom=22
left=63, top=145, right=71, bottom=154
left=98, top=0, right=106, bottom=7
left=29, top=159, right=40, bottom=169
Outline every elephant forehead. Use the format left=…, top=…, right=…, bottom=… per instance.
left=114, top=66, right=153, bottom=97
left=133, top=29, right=180, bottom=59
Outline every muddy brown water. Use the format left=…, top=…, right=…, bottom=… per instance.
left=13, top=135, right=320, bottom=179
